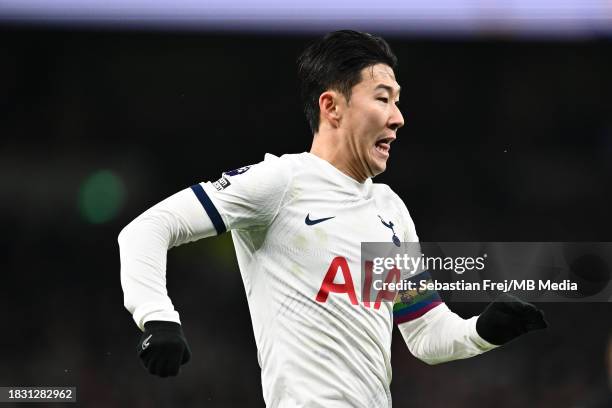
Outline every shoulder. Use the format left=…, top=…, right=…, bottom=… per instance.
left=251, top=152, right=317, bottom=184
left=246, top=152, right=304, bottom=176
left=222, top=153, right=295, bottom=185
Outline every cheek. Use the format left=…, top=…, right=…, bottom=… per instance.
left=349, top=104, right=379, bottom=125
left=357, top=108, right=386, bottom=136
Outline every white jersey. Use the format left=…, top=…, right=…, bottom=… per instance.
left=198, top=152, right=416, bottom=408
left=119, top=152, right=497, bottom=408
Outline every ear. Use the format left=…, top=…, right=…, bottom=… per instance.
left=318, top=90, right=343, bottom=128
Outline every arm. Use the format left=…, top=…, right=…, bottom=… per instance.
left=393, top=202, right=547, bottom=365
left=118, top=186, right=219, bottom=377
left=394, top=272, right=548, bottom=365
left=118, top=154, right=291, bottom=377
left=394, top=272, right=498, bottom=365
left=391, top=203, right=493, bottom=364
left=118, top=186, right=218, bottom=330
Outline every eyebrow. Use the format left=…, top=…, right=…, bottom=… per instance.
left=375, top=84, right=401, bottom=96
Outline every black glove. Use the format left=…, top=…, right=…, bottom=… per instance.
left=137, top=321, right=192, bottom=377
left=476, top=293, right=548, bottom=345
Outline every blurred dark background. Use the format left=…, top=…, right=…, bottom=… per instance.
left=1, top=26, right=611, bottom=407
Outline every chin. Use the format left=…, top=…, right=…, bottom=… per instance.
left=369, top=160, right=387, bottom=177
left=369, top=145, right=390, bottom=177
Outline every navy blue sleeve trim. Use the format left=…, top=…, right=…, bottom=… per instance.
left=190, top=184, right=227, bottom=235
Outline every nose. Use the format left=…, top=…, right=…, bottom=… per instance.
left=388, top=104, right=404, bottom=131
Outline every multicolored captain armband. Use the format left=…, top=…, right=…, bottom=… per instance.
left=393, top=271, right=443, bottom=325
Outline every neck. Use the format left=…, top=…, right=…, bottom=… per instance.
left=309, top=131, right=369, bottom=183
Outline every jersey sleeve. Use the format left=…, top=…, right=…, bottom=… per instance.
left=119, top=153, right=292, bottom=330
left=119, top=187, right=218, bottom=330
left=193, top=153, right=293, bottom=232
left=391, top=196, right=498, bottom=364
left=394, top=269, right=497, bottom=364
left=389, top=192, right=445, bottom=322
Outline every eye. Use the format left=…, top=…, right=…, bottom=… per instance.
left=377, top=97, right=389, bottom=103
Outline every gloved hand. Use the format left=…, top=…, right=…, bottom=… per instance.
left=476, top=293, right=548, bottom=345
left=137, top=321, right=192, bottom=377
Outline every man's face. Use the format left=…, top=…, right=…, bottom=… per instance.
left=340, top=63, right=404, bottom=178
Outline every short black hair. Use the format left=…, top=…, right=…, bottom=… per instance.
left=297, top=30, right=398, bottom=134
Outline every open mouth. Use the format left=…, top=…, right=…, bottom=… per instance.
left=374, top=136, right=394, bottom=156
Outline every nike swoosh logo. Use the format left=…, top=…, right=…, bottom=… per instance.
left=305, top=214, right=335, bottom=225
left=142, top=334, right=153, bottom=350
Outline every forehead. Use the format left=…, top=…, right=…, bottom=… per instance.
left=357, top=64, right=400, bottom=94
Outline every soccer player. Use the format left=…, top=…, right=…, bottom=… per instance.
left=119, top=30, right=547, bottom=407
